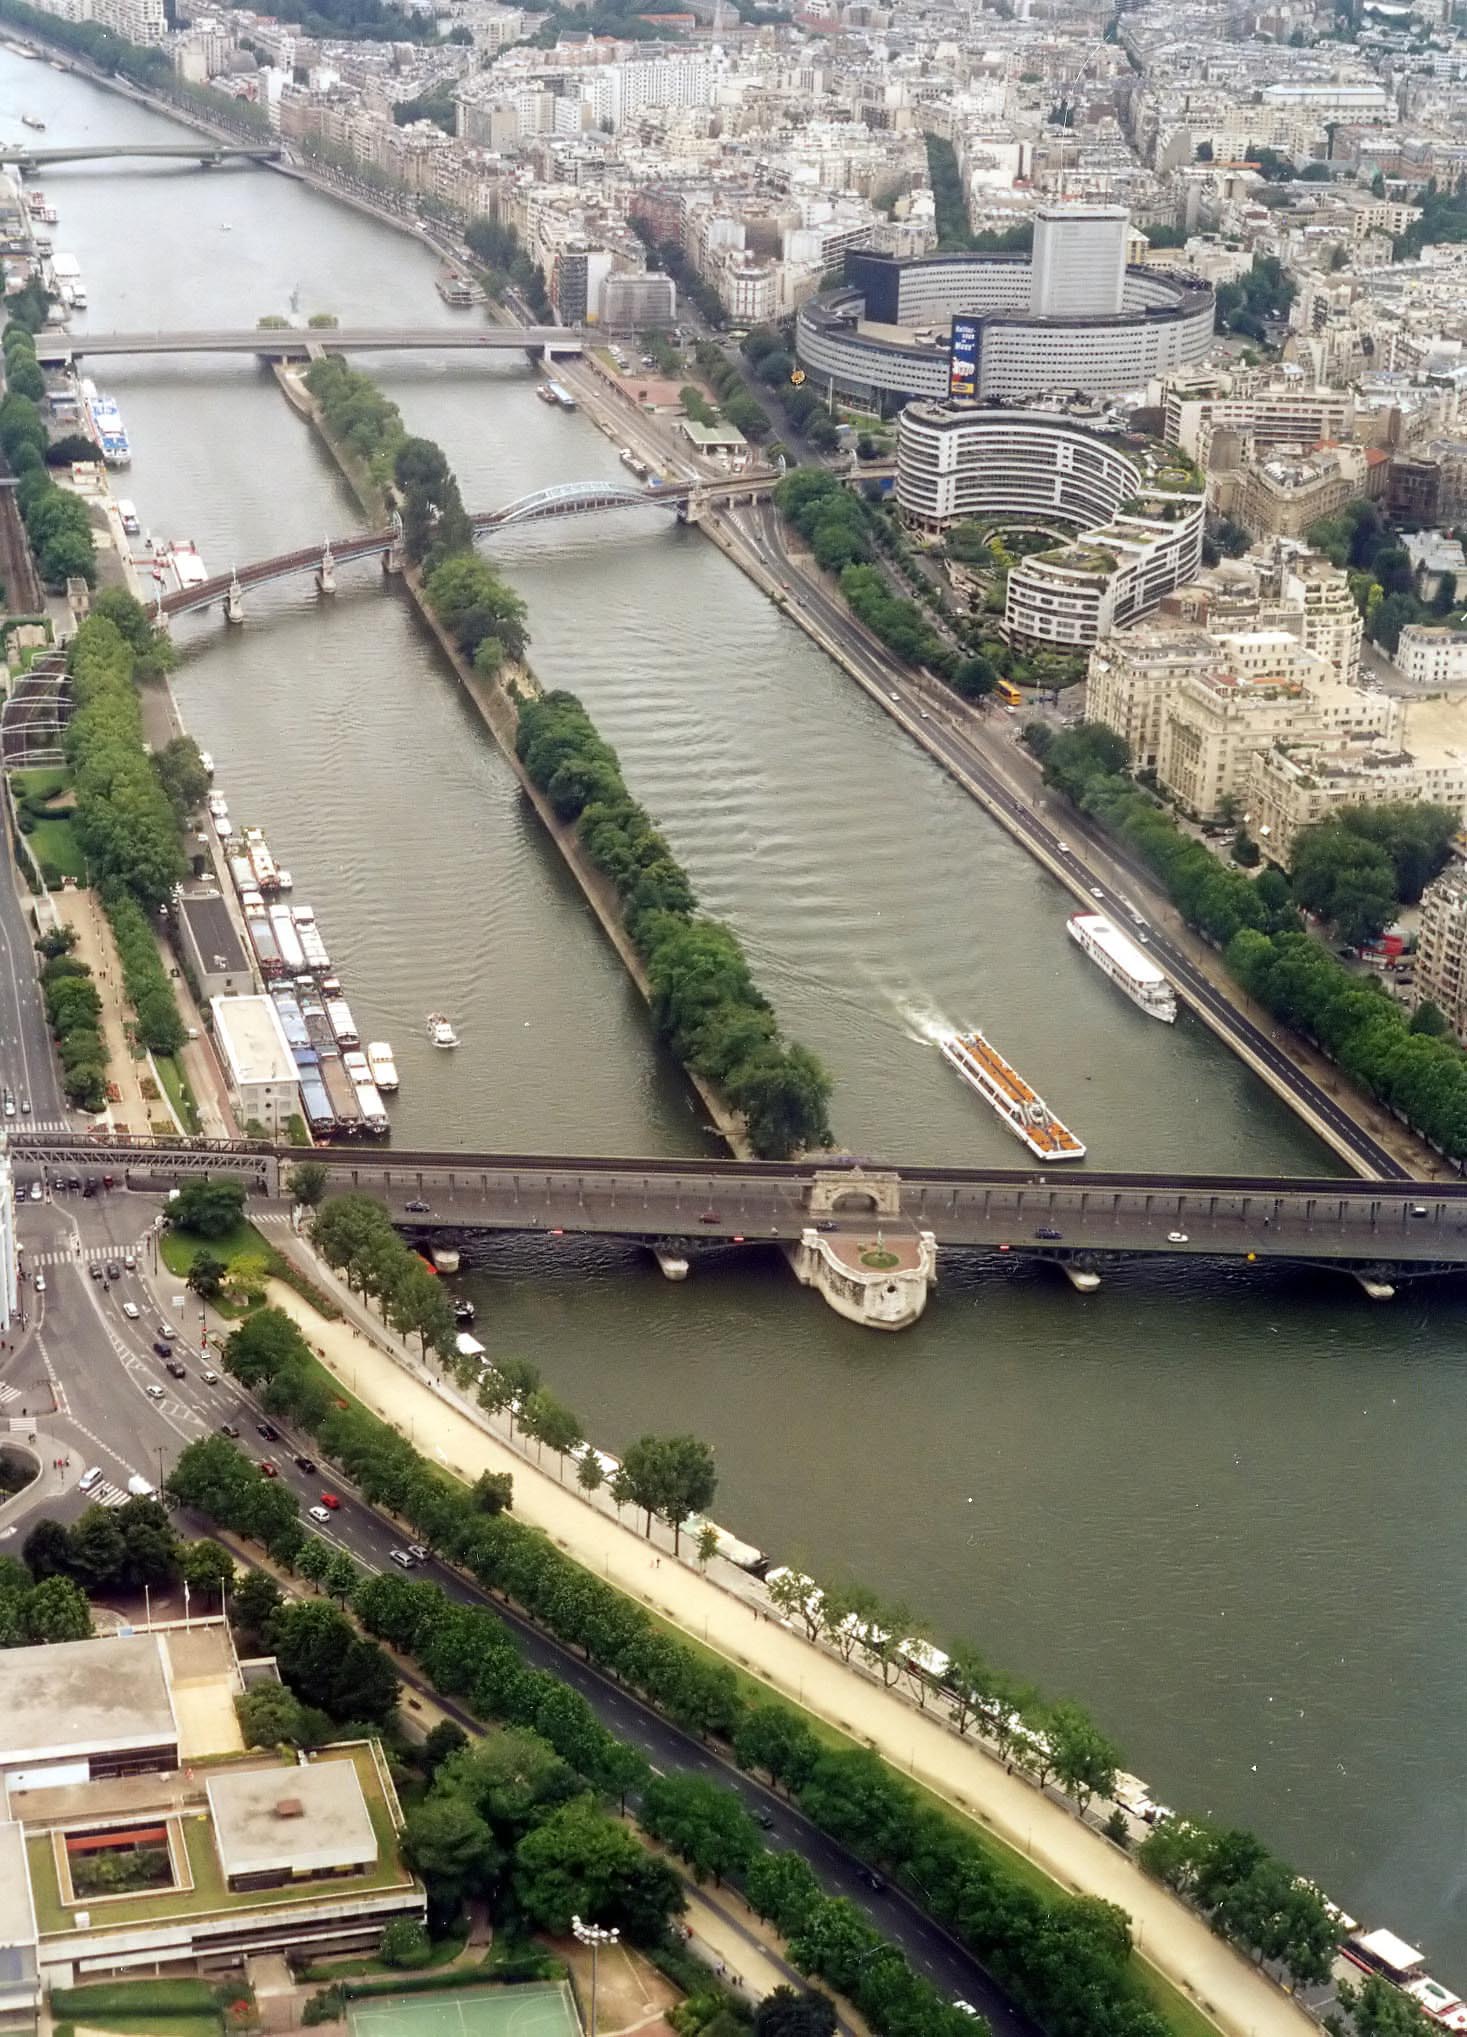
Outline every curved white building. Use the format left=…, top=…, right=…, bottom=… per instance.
left=894, top=402, right=1206, bottom=649
left=796, top=231, right=1215, bottom=411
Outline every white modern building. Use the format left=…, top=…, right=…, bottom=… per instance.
left=796, top=244, right=1215, bottom=411
left=1029, top=205, right=1129, bottom=320
left=210, top=995, right=300, bottom=1135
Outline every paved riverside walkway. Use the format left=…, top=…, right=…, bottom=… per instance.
left=265, top=1249, right=1317, bottom=2037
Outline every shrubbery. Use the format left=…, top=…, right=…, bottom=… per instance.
left=41, top=951, right=106, bottom=1110
left=516, top=690, right=831, bottom=1156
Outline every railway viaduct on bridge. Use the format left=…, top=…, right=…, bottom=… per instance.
left=149, top=476, right=778, bottom=621
left=9, top=1135, right=1467, bottom=1325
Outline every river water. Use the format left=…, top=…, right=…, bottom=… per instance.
left=15, top=54, right=1467, bottom=1978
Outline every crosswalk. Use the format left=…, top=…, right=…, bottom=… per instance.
left=88, top=1478, right=129, bottom=1509
left=0, top=1382, right=18, bottom=1407
left=26, top=1242, right=149, bottom=1269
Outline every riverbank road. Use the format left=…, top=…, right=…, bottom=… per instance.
left=264, top=1240, right=1314, bottom=2037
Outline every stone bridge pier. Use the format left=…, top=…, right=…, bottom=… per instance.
left=793, top=1170, right=937, bottom=1330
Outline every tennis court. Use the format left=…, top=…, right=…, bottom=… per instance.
left=349, top=1983, right=581, bottom=2037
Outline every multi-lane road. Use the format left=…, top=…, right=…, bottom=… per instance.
left=3, top=1184, right=1032, bottom=2036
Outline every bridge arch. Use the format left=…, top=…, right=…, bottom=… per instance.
left=474, top=481, right=687, bottom=530
left=806, top=1170, right=904, bottom=1218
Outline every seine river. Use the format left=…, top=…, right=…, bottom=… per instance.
left=12, top=53, right=1467, bottom=1976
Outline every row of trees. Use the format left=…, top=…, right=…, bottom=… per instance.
left=691, top=339, right=787, bottom=449
left=303, top=353, right=407, bottom=493
left=4, top=323, right=97, bottom=589
left=515, top=689, right=832, bottom=1157
left=172, top=1352, right=1167, bottom=2037
left=65, top=604, right=186, bottom=908
left=423, top=551, right=529, bottom=680
left=1032, top=724, right=1467, bottom=1173
left=1138, top=1820, right=1339, bottom=1989
left=312, top=1195, right=460, bottom=1361
left=107, top=888, right=187, bottom=1056
left=763, top=1570, right=1120, bottom=1811
left=463, top=216, right=549, bottom=315
left=731, top=330, right=843, bottom=452
left=40, top=944, right=108, bottom=1111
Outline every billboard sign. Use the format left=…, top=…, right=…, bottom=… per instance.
left=949, top=317, right=980, bottom=399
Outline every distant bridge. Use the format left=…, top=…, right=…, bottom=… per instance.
left=8, top=1134, right=1467, bottom=1297
left=151, top=477, right=777, bottom=618
left=32, top=324, right=585, bottom=363
left=2, top=143, right=280, bottom=169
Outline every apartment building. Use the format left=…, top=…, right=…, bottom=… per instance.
left=1417, top=867, right=1467, bottom=1038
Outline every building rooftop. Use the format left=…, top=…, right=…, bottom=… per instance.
left=207, top=1758, right=378, bottom=1879
left=0, top=1821, right=37, bottom=1978
left=0, top=1633, right=176, bottom=1770
left=177, top=889, right=250, bottom=978
left=210, top=994, right=299, bottom=1090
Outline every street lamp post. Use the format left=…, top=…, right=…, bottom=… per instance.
left=571, top=1915, right=618, bottom=2037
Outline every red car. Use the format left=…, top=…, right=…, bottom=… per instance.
left=320, top=1491, right=340, bottom=1510
left=260, top=1460, right=278, bottom=1478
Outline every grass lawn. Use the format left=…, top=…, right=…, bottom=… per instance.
left=161, top=1218, right=267, bottom=1278
left=10, top=765, right=68, bottom=802
left=25, top=815, right=86, bottom=883
left=154, top=1052, right=201, bottom=1134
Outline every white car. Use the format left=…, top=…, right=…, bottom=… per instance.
left=201, top=1367, right=219, bottom=1385
left=1167, top=1230, right=1189, bottom=1244
left=28, top=1182, right=40, bottom=1202
left=32, top=1272, right=43, bottom=1293
left=78, top=1465, right=101, bottom=1492
left=308, top=1505, right=332, bottom=1524
left=145, top=1383, right=165, bottom=1402
left=122, top=1301, right=140, bottom=1319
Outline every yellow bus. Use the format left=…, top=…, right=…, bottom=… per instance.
left=994, top=678, right=1023, bottom=706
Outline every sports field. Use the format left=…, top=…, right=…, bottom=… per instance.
left=348, top=1983, right=580, bottom=2037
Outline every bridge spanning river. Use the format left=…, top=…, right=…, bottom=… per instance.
left=10, top=1136, right=1465, bottom=1300
left=33, top=324, right=585, bottom=362
left=0, top=142, right=280, bottom=169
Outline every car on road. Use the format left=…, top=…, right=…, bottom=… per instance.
left=1090, top=886, right=1104, bottom=899
left=219, top=1422, right=240, bottom=1438
left=389, top=1548, right=417, bottom=1569
left=1167, top=1230, right=1189, bottom=1243
left=32, top=1272, right=43, bottom=1293
left=294, top=1455, right=317, bottom=1474
left=815, top=1219, right=837, bottom=1233
left=3, top=1094, right=13, bottom=1119
left=698, top=1210, right=719, bottom=1224
left=153, top=1340, right=172, bottom=1358
left=953, top=2004, right=979, bottom=2020
left=88, top=1263, right=103, bottom=1281
left=308, top=1505, right=332, bottom=1524
left=259, top=1460, right=278, bottom=1477
left=888, top=690, right=900, bottom=702
left=857, top=1868, right=885, bottom=1893
left=319, top=1491, right=340, bottom=1510
left=407, top=1543, right=428, bottom=1563
left=145, top=1383, right=165, bottom=1402
left=1034, top=1226, right=1063, bottom=1240
left=28, top=1182, right=40, bottom=1203
left=106, top=1262, right=121, bottom=1280
left=1057, top=839, right=1070, bottom=853
left=165, top=1360, right=186, bottom=1379
left=201, top=1368, right=219, bottom=1385
left=753, top=1808, right=776, bottom=1831
left=257, top=1422, right=279, bottom=1441
left=121, top=1302, right=139, bottom=1320
left=20, top=1100, right=29, bottom=1115
left=78, top=1466, right=101, bottom=1492
left=156, top=1324, right=174, bottom=1341
left=1411, top=1203, right=1430, bottom=1218
left=405, top=1198, right=430, bottom=1213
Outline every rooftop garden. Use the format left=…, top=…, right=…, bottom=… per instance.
left=28, top=1745, right=411, bottom=1936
